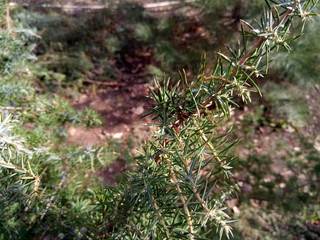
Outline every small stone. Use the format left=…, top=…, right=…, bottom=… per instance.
left=293, top=147, right=301, bottom=152
left=132, top=106, right=144, bottom=115
left=68, top=126, right=77, bottom=136
left=112, top=132, right=123, bottom=139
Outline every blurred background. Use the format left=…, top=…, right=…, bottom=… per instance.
left=2, top=0, right=320, bottom=239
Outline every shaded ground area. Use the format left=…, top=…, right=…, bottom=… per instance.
left=67, top=83, right=153, bottom=146
left=15, top=1, right=221, bottom=147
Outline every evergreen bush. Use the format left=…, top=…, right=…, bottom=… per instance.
left=95, top=1, right=318, bottom=238
left=0, top=0, right=319, bottom=239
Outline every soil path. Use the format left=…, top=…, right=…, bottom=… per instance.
left=67, top=83, right=154, bottom=146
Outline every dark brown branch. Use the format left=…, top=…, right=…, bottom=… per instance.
left=170, top=6, right=297, bottom=133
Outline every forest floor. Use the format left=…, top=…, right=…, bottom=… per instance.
left=20, top=1, right=205, bottom=146
left=67, top=83, right=153, bottom=146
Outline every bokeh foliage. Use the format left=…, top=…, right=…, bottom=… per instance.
left=0, top=0, right=319, bottom=239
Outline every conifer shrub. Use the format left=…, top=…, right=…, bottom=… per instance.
left=93, top=1, right=318, bottom=238
left=0, top=1, right=319, bottom=239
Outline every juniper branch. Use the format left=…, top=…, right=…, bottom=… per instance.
left=101, top=1, right=318, bottom=239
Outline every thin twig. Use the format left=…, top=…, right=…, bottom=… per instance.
left=150, top=193, right=172, bottom=240
left=194, top=121, right=222, bottom=164
left=165, top=156, right=195, bottom=240
left=40, top=176, right=66, bottom=221
left=177, top=137, right=230, bottom=233
left=238, top=7, right=294, bottom=66
left=171, top=4, right=298, bottom=133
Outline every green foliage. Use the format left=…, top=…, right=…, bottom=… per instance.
left=0, top=31, right=34, bottom=74
left=0, top=1, right=319, bottom=239
left=0, top=5, right=113, bottom=239
left=92, top=1, right=320, bottom=239
left=0, top=1, right=6, bottom=27
left=13, top=1, right=225, bottom=90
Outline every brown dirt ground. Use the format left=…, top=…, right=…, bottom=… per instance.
left=66, top=83, right=154, bottom=146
